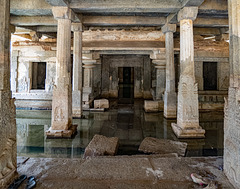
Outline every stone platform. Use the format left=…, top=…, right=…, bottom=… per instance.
left=15, top=156, right=234, bottom=189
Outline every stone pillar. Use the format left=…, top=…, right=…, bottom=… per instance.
left=152, top=59, right=166, bottom=101
left=72, top=23, right=83, bottom=118
left=224, top=0, right=240, bottom=188
left=162, top=24, right=177, bottom=118
left=171, top=7, right=205, bottom=138
left=82, top=59, right=96, bottom=109
left=46, top=7, right=77, bottom=138
left=0, top=0, right=17, bottom=187
left=11, top=50, right=19, bottom=93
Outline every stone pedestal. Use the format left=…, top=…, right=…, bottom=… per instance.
left=83, top=59, right=96, bottom=109
left=0, top=0, right=17, bottom=187
left=46, top=7, right=76, bottom=138
left=72, top=23, right=83, bottom=118
left=162, top=24, right=177, bottom=118
left=171, top=7, right=205, bottom=138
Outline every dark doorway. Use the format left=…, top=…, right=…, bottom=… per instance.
left=32, top=62, right=46, bottom=90
left=118, top=67, right=134, bottom=103
left=203, top=62, right=218, bottom=90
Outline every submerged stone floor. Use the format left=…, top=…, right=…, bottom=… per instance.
left=16, top=156, right=234, bottom=189
left=16, top=100, right=224, bottom=158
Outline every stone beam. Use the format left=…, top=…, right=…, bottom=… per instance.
left=10, top=15, right=229, bottom=28
left=10, top=0, right=52, bottom=16
left=83, top=16, right=166, bottom=27
left=10, top=16, right=57, bottom=26
left=45, top=0, right=69, bottom=6
left=70, top=0, right=181, bottom=13
left=193, top=17, right=228, bottom=27
left=181, top=0, right=204, bottom=7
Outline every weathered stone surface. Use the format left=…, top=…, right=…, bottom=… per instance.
left=16, top=156, right=234, bottom=189
left=94, top=99, right=109, bottom=109
left=83, top=134, right=119, bottom=159
left=0, top=0, right=17, bottom=187
left=138, top=137, right=187, bottom=157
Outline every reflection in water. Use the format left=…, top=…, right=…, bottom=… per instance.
left=17, top=100, right=223, bottom=158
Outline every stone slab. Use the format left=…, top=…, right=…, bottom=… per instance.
left=94, top=99, right=109, bottom=109
left=83, top=134, right=119, bottom=159
left=138, top=137, right=187, bottom=157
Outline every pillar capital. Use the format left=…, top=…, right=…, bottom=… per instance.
left=177, top=7, right=198, bottom=22
left=162, top=24, right=176, bottom=34
left=52, top=7, right=75, bottom=20
left=152, top=59, right=166, bottom=69
left=71, top=22, right=83, bottom=32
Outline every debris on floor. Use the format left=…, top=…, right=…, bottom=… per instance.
left=138, top=137, right=187, bottom=157
left=83, top=134, right=119, bottom=159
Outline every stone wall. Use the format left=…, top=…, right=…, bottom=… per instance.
left=11, top=41, right=56, bottom=109
left=101, top=55, right=151, bottom=99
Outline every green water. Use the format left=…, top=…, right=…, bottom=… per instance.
left=16, top=100, right=223, bottom=158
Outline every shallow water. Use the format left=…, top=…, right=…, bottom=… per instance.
left=16, top=100, right=223, bottom=158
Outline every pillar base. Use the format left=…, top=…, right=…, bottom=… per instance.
left=164, top=91, right=177, bottom=118
left=72, top=109, right=82, bottom=118
left=46, top=124, right=78, bottom=139
left=171, top=123, right=205, bottom=138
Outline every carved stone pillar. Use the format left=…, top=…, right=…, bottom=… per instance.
left=224, top=0, right=240, bottom=188
left=82, top=59, right=96, bottom=109
left=152, top=59, right=166, bottom=101
left=0, top=0, right=17, bottom=186
left=162, top=24, right=177, bottom=118
left=171, top=7, right=205, bottom=138
left=72, top=23, right=83, bottom=117
left=46, top=7, right=77, bottom=138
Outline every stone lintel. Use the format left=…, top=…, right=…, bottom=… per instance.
left=162, top=24, right=176, bottom=34
left=178, top=7, right=198, bottom=22
left=52, top=6, right=77, bottom=21
left=171, top=123, right=205, bottom=138
left=71, top=22, right=83, bottom=32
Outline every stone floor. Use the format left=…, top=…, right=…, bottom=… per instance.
left=16, top=156, right=234, bottom=189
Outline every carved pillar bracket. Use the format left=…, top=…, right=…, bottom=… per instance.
left=46, top=6, right=77, bottom=138
left=72, top=23, right=83, bottom=117
left=162, top=24, right=177, bottom=118
left=171, top=7, right=205, bottom=138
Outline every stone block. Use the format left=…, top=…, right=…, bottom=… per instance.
left=144, top=100, right=163, bottom=112
left=83, top=134, right=119, bottom=159
left=138, top=137, right=187, bottom=157
left=46, top=124, right=77, bottom=139
left=94, top=99, right=109, bottom=109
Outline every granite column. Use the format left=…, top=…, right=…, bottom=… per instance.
left=171, top=7, right=205, bottom=138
